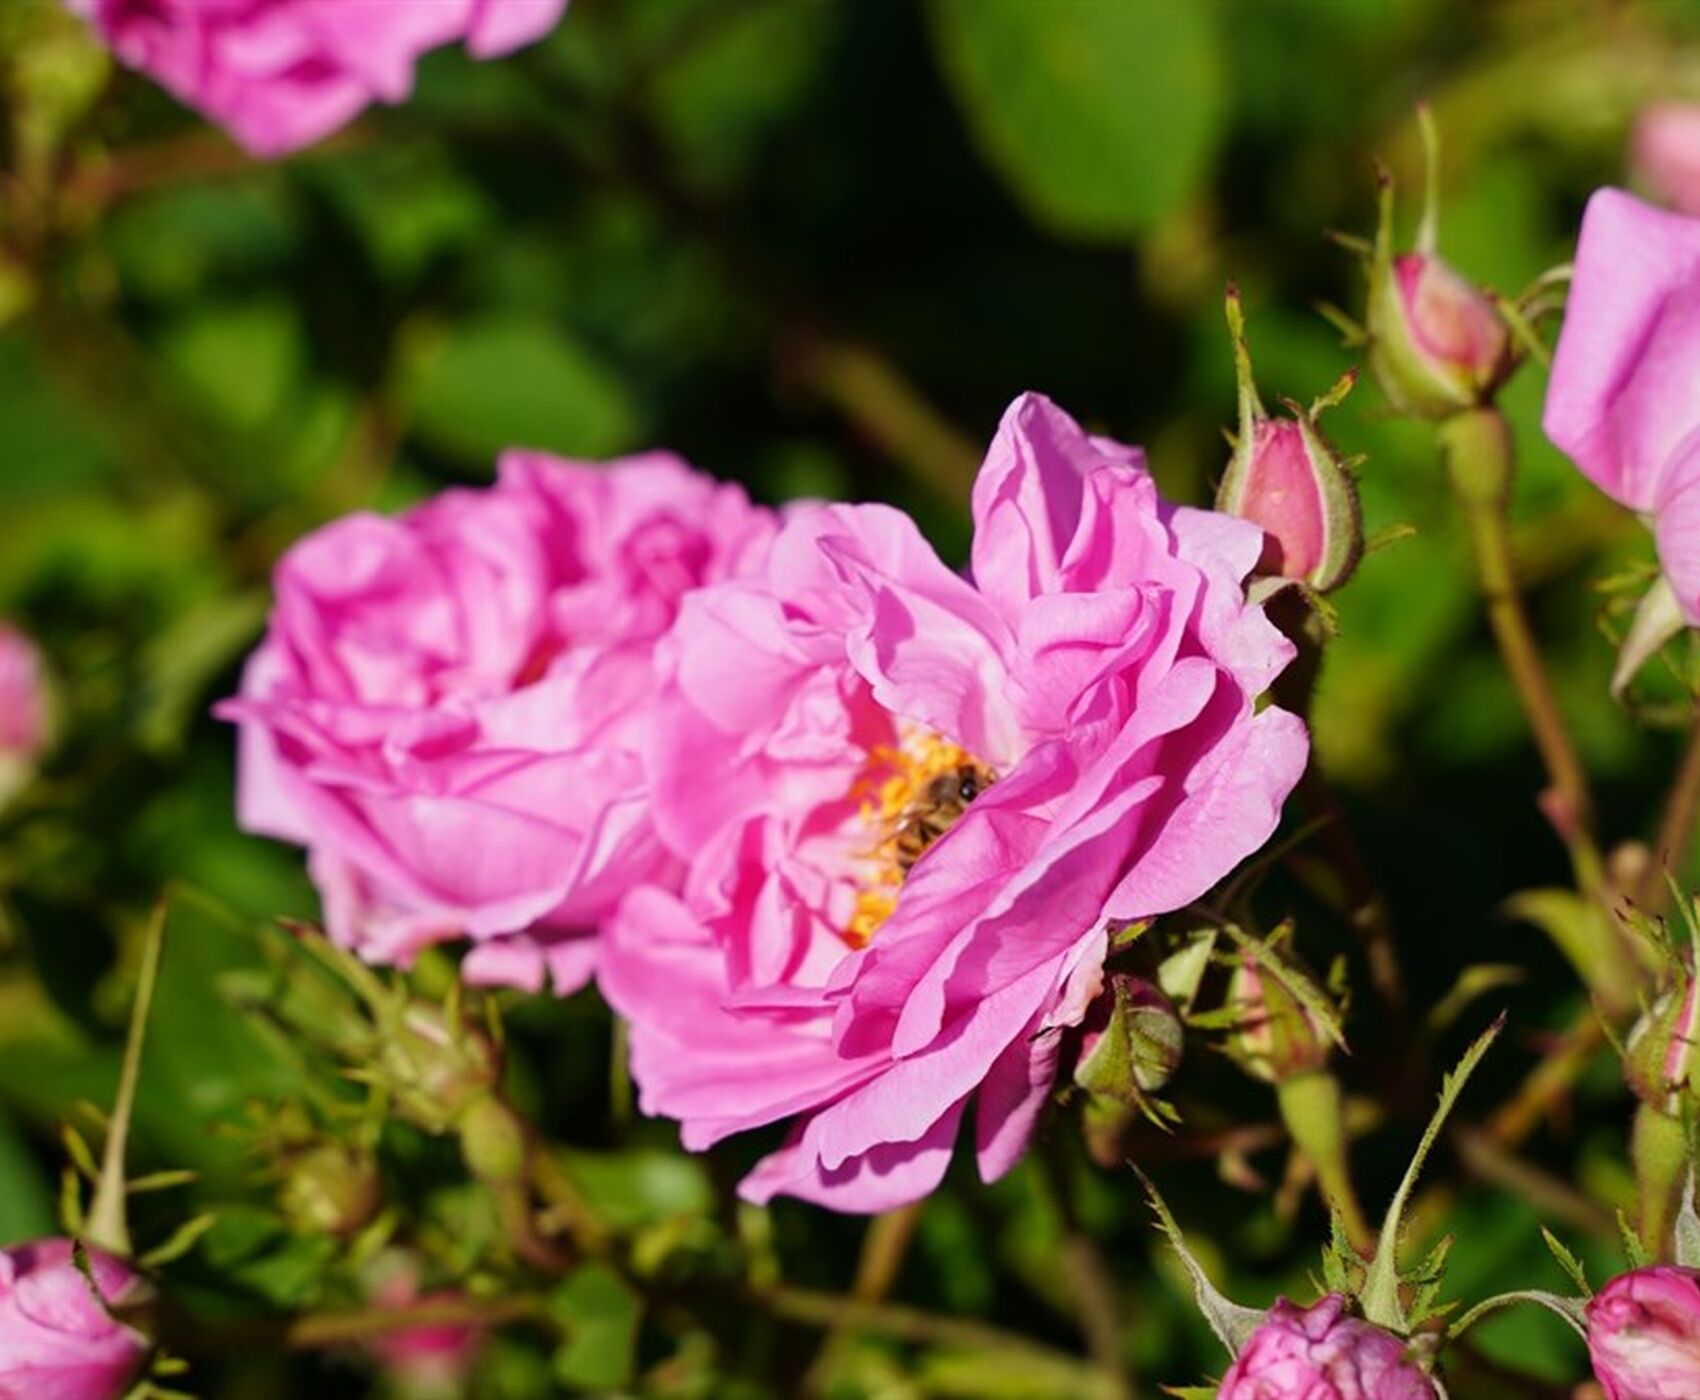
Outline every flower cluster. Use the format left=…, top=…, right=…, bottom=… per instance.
left=225, top=394, right=1307, bottom=1210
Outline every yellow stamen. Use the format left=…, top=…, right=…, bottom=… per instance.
left=841, top=734, right=990, bottom=948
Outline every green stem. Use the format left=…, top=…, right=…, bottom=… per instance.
left=1643, top=709, right=1700, bottom=911
left=804, top=1201, right=925, bottom=1393
left=1276, top=1070, right=1374, bottom=1254
left=1035, top=1140, right=1131, bottom=1400
left=86, top=896, right=168, bottom=1257
left=1439, top=409, right=1598, bottom=872
left=1632, top=1101, right=1689, bottom=1259
left=285, top=1294, right=545, bottom=1348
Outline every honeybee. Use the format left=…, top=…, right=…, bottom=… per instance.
left=891, top=761, right=995, bottom=873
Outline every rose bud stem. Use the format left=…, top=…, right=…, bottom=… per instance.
left=1632, top=1101, right=1690, bottom=1258
left=1276, top=1069, right=1374, bottom=1255
left=1437, top=411, right=1610, bottom=902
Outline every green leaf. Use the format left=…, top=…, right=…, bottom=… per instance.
left=556, top=1149, right=712, bottom=1232
left=1133, top=1167, right=1263, bottom=1358
left=927, top=0, right=1223, bottom=241
left=1541, top=1228, right=1592, bottom=1297
left=551, top=1262, right=642, bottom=1391
left=401, top=314, right=642, bottom=466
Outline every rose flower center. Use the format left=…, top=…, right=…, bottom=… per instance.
left=845, top=733, right=995, bottom=948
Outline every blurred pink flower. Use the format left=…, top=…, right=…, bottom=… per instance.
left=602, top=392, right=1307, bottom=1211
left=1633, top=103, right=1700, bottom=217
left=1217, top=1295, right=1436, bottom=1399
left=64, top=0, right=568, bottom=158
left=1544, top=188, right=1700, bottom=626
left=0, top=1240, right=149, bottom=1400
left=0, top=623, right=47, bottom=759
left=221, top=452, right=776, bottom=993
left=1586, top=1265, right=1700, bottom=1400
left=368, top=1258, right=482, bottom=1398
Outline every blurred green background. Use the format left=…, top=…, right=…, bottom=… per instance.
left=2, top=0, right=1699, bottom=1394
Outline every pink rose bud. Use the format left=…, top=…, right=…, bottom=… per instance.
left=1367, top=251, right=1509, bottom=419
left=1624, top=975, right=1700, bottom=1115
left=1219, top=1295, right=1438, bottom=1399
left=1586, top=1266, right=1700, bottom=1400
left=0, top=1239, right=150, bottom=1400
left=1227, top=952, right=1331, bottom=1085
left=1354, top=112, right=1511, bottom=420
left=1633, top=103, right=1700, bottom=218
left=1216, top=290, right=1362, bottom=592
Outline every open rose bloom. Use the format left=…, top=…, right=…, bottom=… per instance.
left=1218, top=1295, right=1437, bottom=1400
left=1545, top=187, right=1700, bottom=628
left=222, top=452, right=775, bottom=993
left=0, top=1240, right=149, bottom=1400
left=602, top=393, right=1307, bottom=1209
left=1586, top=1266, right=1700, bottom=1400
left=65, top=0, right=568, bottom=158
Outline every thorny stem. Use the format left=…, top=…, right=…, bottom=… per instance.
left=1438, top=410, right=1604, bottom=885
left=1641, top=708, right=1700, bottom=912
left=1035, top=1138, right=1132, bottom=1400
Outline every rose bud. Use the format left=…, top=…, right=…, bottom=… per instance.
left=379, top=1000, right=501, bottom=1135
left=1366, top=250, right=1509, bottom=420
left=278, top=1143, right=383, bottom=1239
left=1633, top=103, right=1700, bottom=218
left=1073, top=972, right=1184, bottom=1102
left=0, top=1240, right=150, bottom=1400
left=1586, top=1266, right=1700, bottom=1400
left=1624, top=976, right=1700, bottom=1115
left=1346, top=112, right=1511, bottom=420
left=1219, top=1295, right=1438, bottom=1399
left=0, top=622, right=49, bottom=808
left=1216, top=289, right=1363, bottom=592
left=1227, top=952, right=1331, bottom=1085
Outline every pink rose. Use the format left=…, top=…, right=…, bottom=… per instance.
left=0, top=1240, right=149, bottom=1400
left=221, top=451, right=776, bottom=993
left=1217, top=1296, right=1437, bottom=1399
left=1586, top=1266, right=1700, bottom=1400
left=367, top=1256, right=482, bottom=1396
left=0, top=623, right=47, bottom=760
left=64, top=0, right=568, bottom=158
left=0, top=623, right=48, bottom=810
left=1633, top=104, right=1700, bottom=218
left=601, top=392, right=1307, bottom=1210
left=1544, top=188, right=1700, bottom=627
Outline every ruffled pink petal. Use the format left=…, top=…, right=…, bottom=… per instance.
left=1656, top=435, right=1700, bottom=627
left=969, top=392, right=1146, bottom=619
left=467, top=0, right=570, bottom=57
left=739, top=1101, right=966, bottom=1213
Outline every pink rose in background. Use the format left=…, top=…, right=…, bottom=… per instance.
left=1217, top=1295, right=1436, bottom=1399
left=221, top=452, right=776, bottom=994
left=1544, top=188, right=1700, bottom=628
left=0, top=1240, right=149, bottom=1400
left=0, top=623, right=49, bottom=811
left=367, top=1255, right=483, bottom=1399
left=1633, top=103, right=1700, bottom=217
left=602, top=392, right=1307, bottom=1211
left=1586, top=1266, right=1700, bottom=1400
left=64, top=0, right=569, bottom=158
left=0, top=622, right=47, bottom=761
